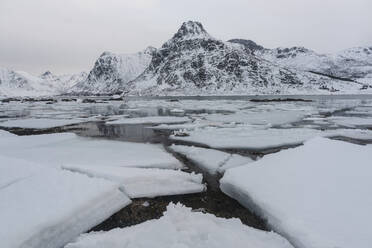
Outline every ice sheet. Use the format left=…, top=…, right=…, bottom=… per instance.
left=0, top=155, right=43, bottom=189
left=221, top=137, right=372, bottom=248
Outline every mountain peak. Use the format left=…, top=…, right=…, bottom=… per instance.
left=40, top=71, right=56, bottom=79
left=41, top=71, right=52, bottom=76
left=100, top=51, right=115, bottom=57
left=143, top=46, right=157, bottom=55
left=171, top=21, right=211, bottom=42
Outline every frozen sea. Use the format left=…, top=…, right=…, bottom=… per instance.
left=1, top=94, right=372, bottom=248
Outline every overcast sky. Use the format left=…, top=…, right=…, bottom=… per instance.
left=0, top=0, right=371, bottom=75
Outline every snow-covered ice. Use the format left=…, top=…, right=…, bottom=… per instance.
left=0, top=118, right=87, bottom=129
left=221, top=137, right=372, bottom=248
left=171, top=127, right=326, bottom=150
left=0, top=129, right=16, bottom=137
left=0, top=164, right=131, bottom=248
left=0, top=155, right=43, bottom=189
left=63, top=164, right=205, bottom=198
left=65, top=203, right=293, bottom=248
left=106, top=116, right=190, bottom=125
left=327, top=116, right=372, bottom=128
left=169, top=144, right=253, bottom=174
left=328, top=128, right=372, bottom=140
left=204, top=110, right=307, bottom=126
left=0, top=132, right=182, bottom=169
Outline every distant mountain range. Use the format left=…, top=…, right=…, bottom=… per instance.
left=1, top=21, right=371, bottom=97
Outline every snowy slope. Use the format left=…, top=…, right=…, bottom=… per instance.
left=0, top=67, right=86, bottom=97
left=254, top=47, right=337, bottom=75
left=230, top=39, right=372, bottom=86
left=333, top=46, right=372, bottom=83
left=69, top=47, right=155, bottom=95
left=40, top=71, right=88, bottom=93
left=0, top=67, right=44, bottom=96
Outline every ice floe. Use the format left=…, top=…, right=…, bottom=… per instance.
left=63, top=164, right=205, bottom=198
left=106, top=116, right=190, bottom=125
left=221, top=137, right=372, bottom=248
left=0, top=118, right=87, bottom=129
left=171, top=127, right=326, bottom=150
left=169, top=144, right=253, bottom=174
left=0, top=129, right=16, bottom=137
left=327, top=116, right=372, bottom=128
left=0, top=132, right=182, bottom=169
left=65, top=203, right=293, bottom=248
left=204, top=110, right=307, bottom=126
left=328, top=128, right=372, bottom=140
left=0, top=163, right=131, bottom=248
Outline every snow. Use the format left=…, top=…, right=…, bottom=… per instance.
left=0, top=132, right=183, bottom=169
left=0, top=118, right=87, bottom=129
left=0, top=163, right=131, bottom=248
left=169, top=144, right=253, bottom=174
left=327, top=116, right=372, bottom=127
left=328, top=128, right=372, bottom=140
left=106, top=116, right=190, bottom=125
left=65, top=203, right=293, bottom=248
left=63, top=164, right=205, bottom=198
left=0, top=129, right=16, bottom=137
left=0, top=155, right=43, bottom=189
left=220, top=137, right=372, bottom=248
left=0, top=67, right=85, bottom=97
left=204, top=110, right=306, bottom=126
left=70, top=48, right=154, bottom=95
left=171, top=127, right=327, bottom=150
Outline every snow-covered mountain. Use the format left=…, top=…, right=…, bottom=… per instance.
left=0, top=68, right=86, bottom=97
left=332, top=47, right=372, bottom=83
left=40, top=71, right=87, bottom=93
left=0, top=67, right=37, bottom=96
left=229, top=39, right=372, bottom=86
left=1, top=21, right=370, bottom=97
left=128, top=21, right=364, bottom=95
left=69, top=47, right=155, bottom=95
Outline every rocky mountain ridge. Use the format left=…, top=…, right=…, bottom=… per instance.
left=229, top=39, right=372, bottom=85
left=128, top=21, right=366, bottom=95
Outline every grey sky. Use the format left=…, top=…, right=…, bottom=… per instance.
left=1, top=0, right=371, bottom=75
